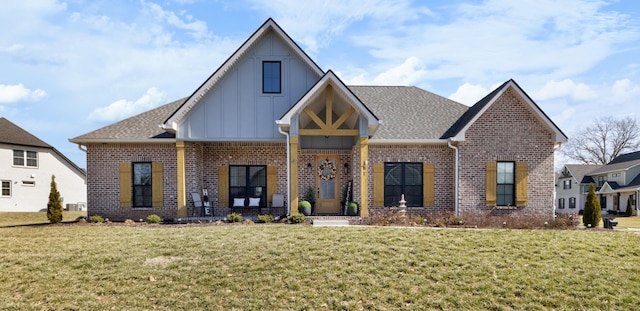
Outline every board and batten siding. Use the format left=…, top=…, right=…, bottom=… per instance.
left=177, top=31, right=321, bottom=141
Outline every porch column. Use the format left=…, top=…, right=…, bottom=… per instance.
left=176, top=141, right=187, bottom=218
left=359, top=137, right=369, bottom=217
left=290, top=136, right=300, bottom=214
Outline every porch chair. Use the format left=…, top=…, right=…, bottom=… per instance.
left=190, top=192, right=203, bottom=218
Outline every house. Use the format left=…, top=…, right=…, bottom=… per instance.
left=583, top=151, right=640, bottom=215
left=70, top=18, right=567, bottom=222
left=1, top=117, right=87, bottom=212
left=555, top=164, right=602, bottom=214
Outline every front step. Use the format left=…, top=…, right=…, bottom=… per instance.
left=312, top=219, right=350, bottom=227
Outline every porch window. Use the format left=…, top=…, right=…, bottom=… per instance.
left=13, top=150, right=38, bottom=167
left=569, top=197, right=576, bottom=209
left=558, top=198, right=565, bottom=209
left=133, top=162, right=152, bottom=207
left=1, top=180, right=10, bottom=197
left=229, top=165, right=267, bottom=207
left=263, top=61, right=281, bottom=93
left=497, top=162, right=515, bottom=206
left=383, top=162, right=422, bottom=207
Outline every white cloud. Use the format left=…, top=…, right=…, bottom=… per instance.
left=448, top=83, right=490, bottom=106
left=0, top=84, right=47, bottom=103
left=611, top=79, right=640, bottom=103
left=534, top=79, right=597, bottom=101
left=88, top=87, right=166, bottom=122
left=371, top=57, right=427, bottom=86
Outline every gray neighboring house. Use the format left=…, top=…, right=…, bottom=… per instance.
left=585, top=151, right=640, bottom=215
left=555, top=164, right=601, bottom=214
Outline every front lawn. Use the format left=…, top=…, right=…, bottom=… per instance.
left=0, top=211, right=87, bottom=227
left=0, top=224, right=639, bottom=310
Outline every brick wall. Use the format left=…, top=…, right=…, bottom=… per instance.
left=457, top=88, right=556, bottom=218
left=86, top=143, right=177, bottom=221
left=367, top=144, right=456, bottom=218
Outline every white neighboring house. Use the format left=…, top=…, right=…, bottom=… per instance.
left=0, top=118, right=86, bottom=212
left=555, top=164, right=602, bottom=214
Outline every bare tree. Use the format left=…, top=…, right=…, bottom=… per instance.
left=561, top=116, right=640, bottom=165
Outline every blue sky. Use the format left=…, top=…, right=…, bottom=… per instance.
left=1, top=0, right=639, bottom=169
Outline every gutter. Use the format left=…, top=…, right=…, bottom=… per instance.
left=277, top=126, right=291, bottom=216
left=447, top=139, right=459, bottom=216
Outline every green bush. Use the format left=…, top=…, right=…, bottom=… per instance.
left=583, top=183, right=602, bottom=228
left=146, top=214, right=163, bottom=224
left=227, top=212, right=243, bottom=223
left=348, top=201, right=358, bottom=209
left=289, top=213, right=306, bottom=224
left=89, top=215, right=104, bottom=223
left=625, top=197, right=633, bottom=217
left=299, top=200, right=311, bottom=209
left=257, top=214, right=274, bottom=223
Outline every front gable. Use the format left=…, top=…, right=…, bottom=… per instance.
left=163, top=19, right=324, bottom=141
left=445, top=80, right=567, bottom=144
left=277, top=70, right=380, bottom=147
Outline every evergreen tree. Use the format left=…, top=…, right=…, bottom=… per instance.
left=583, top=183, right=601, bottom=227
left=626, top=196, right=633, bottom=217
left=47, top=175, right=63, bottom=224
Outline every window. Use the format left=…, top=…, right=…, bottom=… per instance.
left=229, top=165, right=267, bottom=207
left=263, top=61, right=281, bottom=93
left=1, top=181, right=10, bottom=197
left=497, top=162, right=515, bottom=206
left=563, top=179, right=572, bottom=189
left=569, top=197, right=576, bottom=209
left=597, top=176, right=606, bottom=187
left=384, top=163, right=423, bottom=207
left=558, top=198, right=565, bottom=209
left=13, top=150, right=38, bottom=167
left=133, top=162, right=152, bottom=207
left=22, top=181, right=35, bottom=186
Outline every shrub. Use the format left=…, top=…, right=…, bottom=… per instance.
left=47, top=175, right=63, bottom=224
left=89, top=215, right=104, bottom=223
left=625, top=197, right=633, bottom=217
left=243, top=219, right=254, bottom=225
left=257, top=214, right=274, bottom=223
left=146, top=214, right=163, bottom=224
left=548, top=214, right=580, bottom=229
left=583, top=183, right=601, bottom=228
left=299, top=200, right=311, bottom=209
left=289, top=213, right=306, bottom=224
left=124, top=219, right=136, bottom=225
left=227, top=212, right=243, bottom=223
left=369, top=207, right=409, bottom=226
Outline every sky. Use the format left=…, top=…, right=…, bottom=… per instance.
left=1, top=0, right=639, bottom=170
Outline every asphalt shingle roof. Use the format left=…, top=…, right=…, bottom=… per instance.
left=71, top=98, right=185, bottom=141
left=0, top=117, right=51, bottom=148
left=564, top=164, right=602, bottom=183
left=349, top=86, right=469, bottom=140
left=588, top=151, right=640, bottom=175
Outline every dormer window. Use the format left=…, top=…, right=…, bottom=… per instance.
left=263, top=61, right=281, bottom=93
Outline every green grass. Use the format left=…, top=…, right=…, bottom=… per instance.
left=0, top=224, right=639, bottom=310
left=612, top=215, right=640, bottom=229
left=0, top=211, right=87, bottom=227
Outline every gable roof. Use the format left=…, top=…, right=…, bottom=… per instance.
left=442, top=79, right=568, bottom=144
left=561, top=164, right=602, bottom=184
left=163, top=18, right=324, bottom=131
left=588, top=151, right=640, bottom=175
left=70, top=98, right=185, bottom=143
left=1, top=118, right=85, bottom=176
left=277, top=70, right=380, bottom=135
left=0, top=117, right=51, bottom=148
left=349, top=85, right=468, bottom=141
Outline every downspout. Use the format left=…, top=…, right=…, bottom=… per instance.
left=77, top=144, right=87, bottom=153
left=447, top=139, right=459, bottom=216
left=278, top=126, right=291, bottom=216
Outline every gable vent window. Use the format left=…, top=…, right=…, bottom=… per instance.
left=263, top=61, right=281, bottom=94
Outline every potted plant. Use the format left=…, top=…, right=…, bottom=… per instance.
left=299, top=200, right=312, bottom=216
left=347, top=201, right=358, bottom=216
left=304, top=186, right=315, bottom=215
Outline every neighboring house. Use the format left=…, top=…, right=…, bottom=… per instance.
left=0, top=118, right=87, bottom=212
left=70, top=19, right=567, bottom=222
left=583, top=151, right=640, bottom=215
left=555, top=164, right=602, bottom=214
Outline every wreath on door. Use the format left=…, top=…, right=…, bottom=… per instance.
left=318, top=161, right=336, bottom=181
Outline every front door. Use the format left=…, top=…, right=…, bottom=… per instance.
left=315, top=156, right=340, bottom=214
